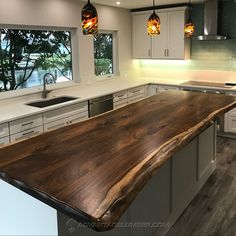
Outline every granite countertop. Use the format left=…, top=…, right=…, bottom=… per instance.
left=0, top=91, right=235, bottom=231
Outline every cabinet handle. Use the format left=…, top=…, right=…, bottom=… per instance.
left=165, top=49, right=168, bottom=57
left=148, top=49, right=151, bottom=57
left=117, top=94, right=125, bottom=98
left=22, top=121, right=34, bottom=127
left=22, top=130, right=35, bottom=136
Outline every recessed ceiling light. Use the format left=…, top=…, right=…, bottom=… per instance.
left=116, top=1, right=121, bottom=5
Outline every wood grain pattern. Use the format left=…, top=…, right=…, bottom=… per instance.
left=0, top=91, right=235, bottom=231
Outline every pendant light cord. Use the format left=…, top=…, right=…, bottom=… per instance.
left=153, top=0, right=156, bottom=12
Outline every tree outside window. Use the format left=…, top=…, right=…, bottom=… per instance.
left=94, top=33, right=113, bottom=76
left=0, top=29, right=72, bottom=92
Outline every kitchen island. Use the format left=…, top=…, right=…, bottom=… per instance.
left=0, top=91, right=236, bottom=236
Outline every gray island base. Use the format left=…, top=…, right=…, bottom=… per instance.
left=58, top=123, right=216, bottom=236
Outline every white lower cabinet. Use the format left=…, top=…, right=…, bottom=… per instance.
left=44, top=111, right=88, bottom=132
left=10, top=126, right=43, bottom=143
left=114, top=100, right=128, bottom=109
left=128, top=86, right=145, bottom=104
left=172, top=139, right=198, bottom=218
left=113, top=91, right=128, bottom=109
left=0, top=136, right=10, bottom=147
left=43, top=102, right=88, bottom=124
left=43, top=102, right=89, bottom=132
left=224, top=93, right=236, bottom=133
left=114, top=86, right=146, bottom=108
left=0, top=180, right=58, bottom=236
left=9, top=114, right=43, bottom=135
left=0, top=123, right=9, bottom=139
left=149, top=85, right=160, bottom=96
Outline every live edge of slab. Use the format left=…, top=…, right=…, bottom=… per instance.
left=0, top=91, right=235, bottom=231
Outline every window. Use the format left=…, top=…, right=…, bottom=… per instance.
left=0, top=29, right=72, bottom=93
left=94, top=32, right=116, bottom=77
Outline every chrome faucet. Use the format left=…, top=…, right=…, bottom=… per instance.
left=42, top=73, right=55, bottom=99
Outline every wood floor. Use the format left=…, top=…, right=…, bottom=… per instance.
left=166, top=136, right=236, bottom=236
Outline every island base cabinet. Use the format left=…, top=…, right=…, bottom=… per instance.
left=48, top=124, right=216, bottom=236
left=172, top=139, right=198, bottom=221
left=0, top=180, right=58, bottom=236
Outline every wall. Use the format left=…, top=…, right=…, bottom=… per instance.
left=137, top=0, right=236, bottom=83
left=0, top=0, right=134, bottom=95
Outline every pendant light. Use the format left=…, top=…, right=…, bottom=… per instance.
left=147, top=0, right=160, bottom=36
left=184, top=0, right=195, bottom=38
left=82, top=0, right=98, bottom=35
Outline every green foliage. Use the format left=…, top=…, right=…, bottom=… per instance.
left=94, top=59, right=112, bottom=76
left=0, top=29, right=72, bottom=92
left=94, top=33, right=113, bottom=76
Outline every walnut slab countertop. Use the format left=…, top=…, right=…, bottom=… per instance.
left=0, top=91, right=236, bottom=231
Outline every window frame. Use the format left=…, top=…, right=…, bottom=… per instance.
left=94, top=30, right=119, bottom=81
left=0, top=25, right=78, bottom=100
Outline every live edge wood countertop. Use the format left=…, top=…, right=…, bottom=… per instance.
left=0, top=91, right=236, bottom=231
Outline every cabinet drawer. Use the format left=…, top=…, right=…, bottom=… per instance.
left=44, top=111, right=88, bottom=132
left=43, top=102, right=88, bottom=124
left=10, top=114, right=43, bottom=135
left=0, top=123, right=9, bottom=139
left=159, top=86, right=179, bottom=92
left=0, top=136, right=10, bottom=147
left=113, top=91, right=128, bottom=102
left=128, top=86, right=145, bottom=98
left=128, top=94, right=145, bottom=104
left=10, top=126, right=43, bottom=143
left=69, top=111, right=88, bottom=125
left=114, top=100, right=128, bottom=109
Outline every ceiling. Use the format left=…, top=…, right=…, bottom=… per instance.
left=81, top=0, right=205, bottom=9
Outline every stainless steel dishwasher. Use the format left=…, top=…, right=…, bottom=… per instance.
left=89, top=94, right=113, bottom=117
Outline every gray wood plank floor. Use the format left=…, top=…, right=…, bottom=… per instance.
left=166, top=137, right=236, bottom=236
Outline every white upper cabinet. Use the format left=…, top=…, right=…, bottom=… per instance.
left=132, top=13, right=151, bottom=59
left=132, top=7, right=190, bottom=60
left=168, top=10, right=187, bottom=59
left=152, top=12, right=168, bottom=59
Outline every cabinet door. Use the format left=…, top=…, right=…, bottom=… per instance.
left=132, top=13, right=151, bottom=59
left=127, top=160, right=171, bottom=236
left=172, top=138, right=198, bottom=217
left=0, top=136, right=10, bottom=147
left=168, top=10, right=186, bottom=59
left=198, top=124, right=215, bottom=180
left=149, top=85, right=159, bottom=96
left=152, top=12, right=168, bottom=59
left=0, top=123, right=9, bottom=139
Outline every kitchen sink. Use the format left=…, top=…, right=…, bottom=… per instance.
left=26, top=96, right=79, bottom=108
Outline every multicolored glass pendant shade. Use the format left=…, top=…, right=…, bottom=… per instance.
left=82, top=0, right=98, bottom=35
left=184, top=19, right=195, bottom=38
left=184, top=0, right=195, bottom=38
left=147, top=11, right=161, bottom=36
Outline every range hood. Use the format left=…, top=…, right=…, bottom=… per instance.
left=196, top=0, right=227, bottom=40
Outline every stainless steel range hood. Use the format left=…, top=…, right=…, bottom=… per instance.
left=196, top=0, right=227, bottom=40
